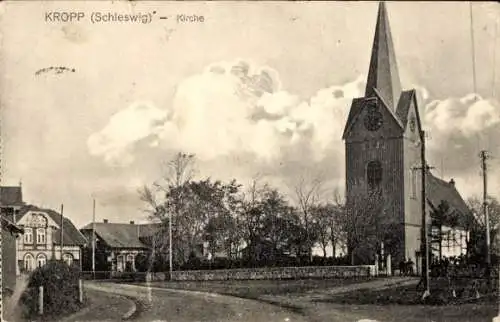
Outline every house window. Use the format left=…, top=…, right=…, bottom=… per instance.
left=63, top=253, right=74, bottom=266
left=367, top=160, right=383, bottom=190
left=126, top=254, right=135, bottom=271
left=24, top=228, right=33, bottom=244
left=36, top=228, right=46, bottom=244
left=116, top=255, right=125, bottom=272
left=37, top=254, right=47, bottom=268
left=24, top=253, right=35, bottom=272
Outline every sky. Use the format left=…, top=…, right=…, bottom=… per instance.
left=1, top=1, right=499, bottom=228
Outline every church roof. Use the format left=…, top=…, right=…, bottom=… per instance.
left=343, top=2, right=413, bottom=140
left=365, top=2, right=402, bottom=111
left=342, top=98, right=365, bottom=139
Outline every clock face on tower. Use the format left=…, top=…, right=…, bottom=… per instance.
left=363, top=101, right=383, bottom=131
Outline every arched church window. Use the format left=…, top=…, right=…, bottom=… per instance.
left=367, top=160, right=383, bottom=189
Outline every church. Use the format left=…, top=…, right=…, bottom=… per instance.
left=342, top=2, right=472, bottom=270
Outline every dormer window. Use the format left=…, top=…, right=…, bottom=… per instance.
left=36, top=228, right=46, bottom=244
left=24, top=228, right=33, bottom=244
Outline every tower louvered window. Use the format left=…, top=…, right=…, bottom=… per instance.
left=367, top=160, right=383, bottom=190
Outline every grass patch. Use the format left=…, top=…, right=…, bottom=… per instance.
left=316, top=278, right=498, bottom=306
left=128, top=277, right=376, bottom=316
left=321, top=303, right=499, bottom=322
left=139, top=277, right=374, bottom=298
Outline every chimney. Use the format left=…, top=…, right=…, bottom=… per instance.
left=130, top=221, right=135, bottom=225
left=449, top=178, right=455, bottom=186
left=103, top=219, right=108, bottom=223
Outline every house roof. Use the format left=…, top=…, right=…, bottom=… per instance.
left=80, top=222, right=161, bottom=249
left=0, top=186, right=24, bottom=207
left=18, top=205, right=87, bottom=246
left=426, top=173, right=473, bottom=228
left=1, top=216, right=24, bottom=235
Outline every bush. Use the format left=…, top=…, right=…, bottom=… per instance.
left=20, top=260, right=83, bottom=319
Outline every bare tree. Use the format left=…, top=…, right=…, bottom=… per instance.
left=290, top=173, right=325, bottom=261
left=239, top=175, right=268, bottom=261
left=312, top=201, right=345, bottom=259
left=339, top=179, right=403, bottom=265
left=330, top=189, right=348, bottom=257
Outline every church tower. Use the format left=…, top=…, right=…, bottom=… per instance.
left=342, top=2, right=424, bottom=265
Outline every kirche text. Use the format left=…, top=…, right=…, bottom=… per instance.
left=177, top=14, right=205, bottom=23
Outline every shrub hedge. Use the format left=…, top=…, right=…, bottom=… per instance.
left=20, top=260, right=83, bottom=319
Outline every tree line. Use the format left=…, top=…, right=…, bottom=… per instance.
left=138, top=153, right=361, bottom=270
left=136, top=152, right=500, bottom=271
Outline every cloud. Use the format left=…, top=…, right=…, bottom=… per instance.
left=424, top=94, right=500, bottom=198
left=88, top=60, right=364, bottom=168
left=424, top=94, right=500, bottom=149
left=87, top=59, right=500, bottom=201
left=87, top=101, right=167, bottom=166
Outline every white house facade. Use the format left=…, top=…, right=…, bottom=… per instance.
left=16, top=206, right=87, bottom=274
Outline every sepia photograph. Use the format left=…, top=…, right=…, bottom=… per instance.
left=0, top=1, right=500, bottom=321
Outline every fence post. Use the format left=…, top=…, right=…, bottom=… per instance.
left=78, top=279, right=83, bottom=303
left=38, top=286, right=43, bottom=315
left=386, top=254, right=392, bottom=276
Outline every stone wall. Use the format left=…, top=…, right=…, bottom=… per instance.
left=170, top=265, right=376, bottom=281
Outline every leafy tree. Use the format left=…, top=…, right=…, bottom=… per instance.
left=259, top=188, right=299, bottom=263
left=141, top=153, right=249, bottom=268
left=467, top=196, right=500, bottom=262
left=204, top=180, right=244, bottom=259
left=139, top=152, right=197, bottom=267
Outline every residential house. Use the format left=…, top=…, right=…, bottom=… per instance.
left=0, top=186, right=25, bottom=294
left=80, top=220, right=159, bottom=273
left=427, top=177, right=473, bottom=259
left=16, top=205, right=87, bottom=273
left=80, top=219, right=214, bottom=273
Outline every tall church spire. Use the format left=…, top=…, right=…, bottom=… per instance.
left=365, top=2, right=402, bottom=110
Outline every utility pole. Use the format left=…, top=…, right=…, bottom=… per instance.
left=0, top=178, right=4, bottom=322
left=60, top=204, right=64, bottom=261
left=480, top=151, right=491, bottom=267
left=92, top=199, right=96, bottom=279
left=169, top=211, right=173, bottom=280
left=419, top=130, right=431, bottom=299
